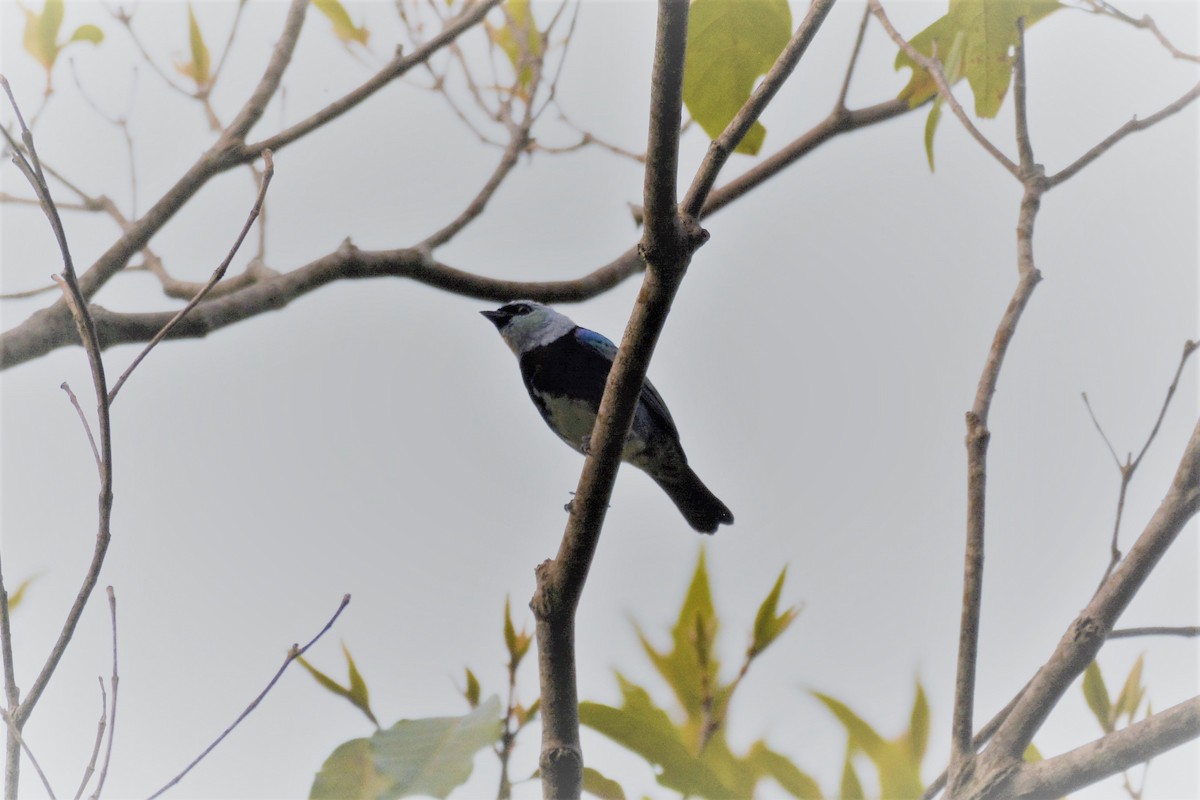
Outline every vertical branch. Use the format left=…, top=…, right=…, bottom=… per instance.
left=532, top=3, right=697, bottom=799
left=949, top=16, right=1046, bottom=792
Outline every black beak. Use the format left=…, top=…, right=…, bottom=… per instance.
left=480, top=309, right=509, bottom=329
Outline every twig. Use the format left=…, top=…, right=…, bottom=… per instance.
left=1046, top=80, right=1200, bottom=188
left=835, top=3, right=873, bottom=112
left=107, top=150, right=274, bottom=403
left=90, top=587, right=118, bottom=800
left=868, top=0, right=1021, bottom=179
left=1086, top=340, right=1198, bottom=588
left=146, top=594, right=351, bottom=800
left=1, top=80, right=116, bottom=800
left=60, top=383, right=101, bottom=473
left=1082, top=1, right=1200, bottom=63
left=71, top=681, right=106, bottom=800
left=1109, top=626, right=1200, bottom=639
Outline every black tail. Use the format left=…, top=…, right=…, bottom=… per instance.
left=651, top=466, right=734, bottom=534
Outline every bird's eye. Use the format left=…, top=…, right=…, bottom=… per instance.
left=511, top=304, right=532, bottom=315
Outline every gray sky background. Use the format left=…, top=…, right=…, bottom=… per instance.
left=1, top=1, right=1197, bottom=798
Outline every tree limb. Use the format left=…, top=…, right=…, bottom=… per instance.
left=1007, top=695, right=1200, bottom=799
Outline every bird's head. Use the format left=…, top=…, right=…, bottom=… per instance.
left=481, top=301, right=575, bottom=356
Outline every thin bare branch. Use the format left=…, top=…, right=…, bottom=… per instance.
left=1109, top=626, right=1200, bottom=639
left=835, top=2, right=873, bottom=111
left=1047, top=80, right=1200, bottom=188
left=868, top=0, right=1021, bottom=179
left=0, top=554, right=19, bottom=794
left=1082, top=0, right=1200, bottom=63
left=245, top=0, right=502, bottom=156
left=108, top=150, right=274, bottom=403
left=60, top=382, right=101, bottom=473
left=89, top=587, right=118, bottom=800
left=1081, top=392, right=1124, bottom=468
left=71, top=681, right=106, bottom=800
left=146, top=594, right=351, bottom=800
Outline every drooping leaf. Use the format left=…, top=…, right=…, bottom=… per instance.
left=487, top=0, right=543, bottom=93
left=682, top=0, right=791, bottom=155
left=750, top=565, right=799, bottom=657
left=312, top=0, right=370, bottom=46
left=895, top=0, right=1061, bottom=166
left=895, top=0, right=1061, bottom=114
left=1082, top=660, right=1113, bottom=733
left=310, top=696, right=502, bottom=799
left=37, top=0, right=64, bottom=68
left=582, top=766, right=627, bottom=800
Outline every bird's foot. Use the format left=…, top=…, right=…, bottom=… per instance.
left=564, top=492, right=576, bottom=514
left=579, top=434, right=592, bottom=456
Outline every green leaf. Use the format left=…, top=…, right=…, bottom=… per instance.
left=745, top=741, right=823, bottom=799
left=1113, top=654, right=1145, bottom=723
left=1023, top=742, right=1043, bottom=762
left=580, top=676, right=734, bottom=798
left=297, top=645, right=378, bottom=727
left=907, top=681, right=930, bottom=766
left=895, top=0, right=1061, bottom=115
left=67, top=23, right=103, bottom=45
left=312, top=0, right=370, bottom=46
left=1082, top=660, right=1113, bottom=733
left=750, top=565, right=799, bottom=657
left=839, top=755, right=865, bottom=800
left=310, top=738, right=396, bottom=800
left=180, top=2, right=211, bottom=86
left=814, top=692, right=924, bottom=799
left=487, top=0, right=543, bottom=93
left=682, top=0, right=791, bottom=155
left=464, top=667, right=480, bottom=708
left=638, top=548, right=720, bottom=719
left=583, top=766, right=627, bottom=800
left=311, top=696, right=503, bottom=799
left=38, top=0, right=64, bottom=68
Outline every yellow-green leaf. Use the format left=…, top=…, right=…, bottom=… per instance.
left=746, top=741, right=823, bottom=799
left=907, top=681, right=930, bottom=766
left=342, top=643, right=377, bottom=726
left=487, top=0, right=543, bottom=93
left=67, top=24, right=103, bottom=45
left=814, top=692, right=924, bottom=799
left=312, top=0, right=370, bottom=46
left=1082, top=660, right=1113, bottom=733
left=38, top=0, right=64, bottom=68
left=839, top=755, right=865, bottom=800
left=182, top=3, right=211, bottom=86
left=639, top=548, right=721, bottom=719
left=1113, top=654, right=1145, bottom=723
left=464, top=667, right=481, bottom=708
left=682, top=0, right=791, bottom=156
left=583, top=766, right=627, bottom=800
left=750, top=565, right=799, bottom=657
left=5, top=577, right=36, bottom=612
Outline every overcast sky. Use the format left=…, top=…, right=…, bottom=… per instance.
left=1, top=1, right=1197, bottom=799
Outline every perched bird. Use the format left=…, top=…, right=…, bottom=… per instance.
left=481, top=301, right=733, bottom=534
